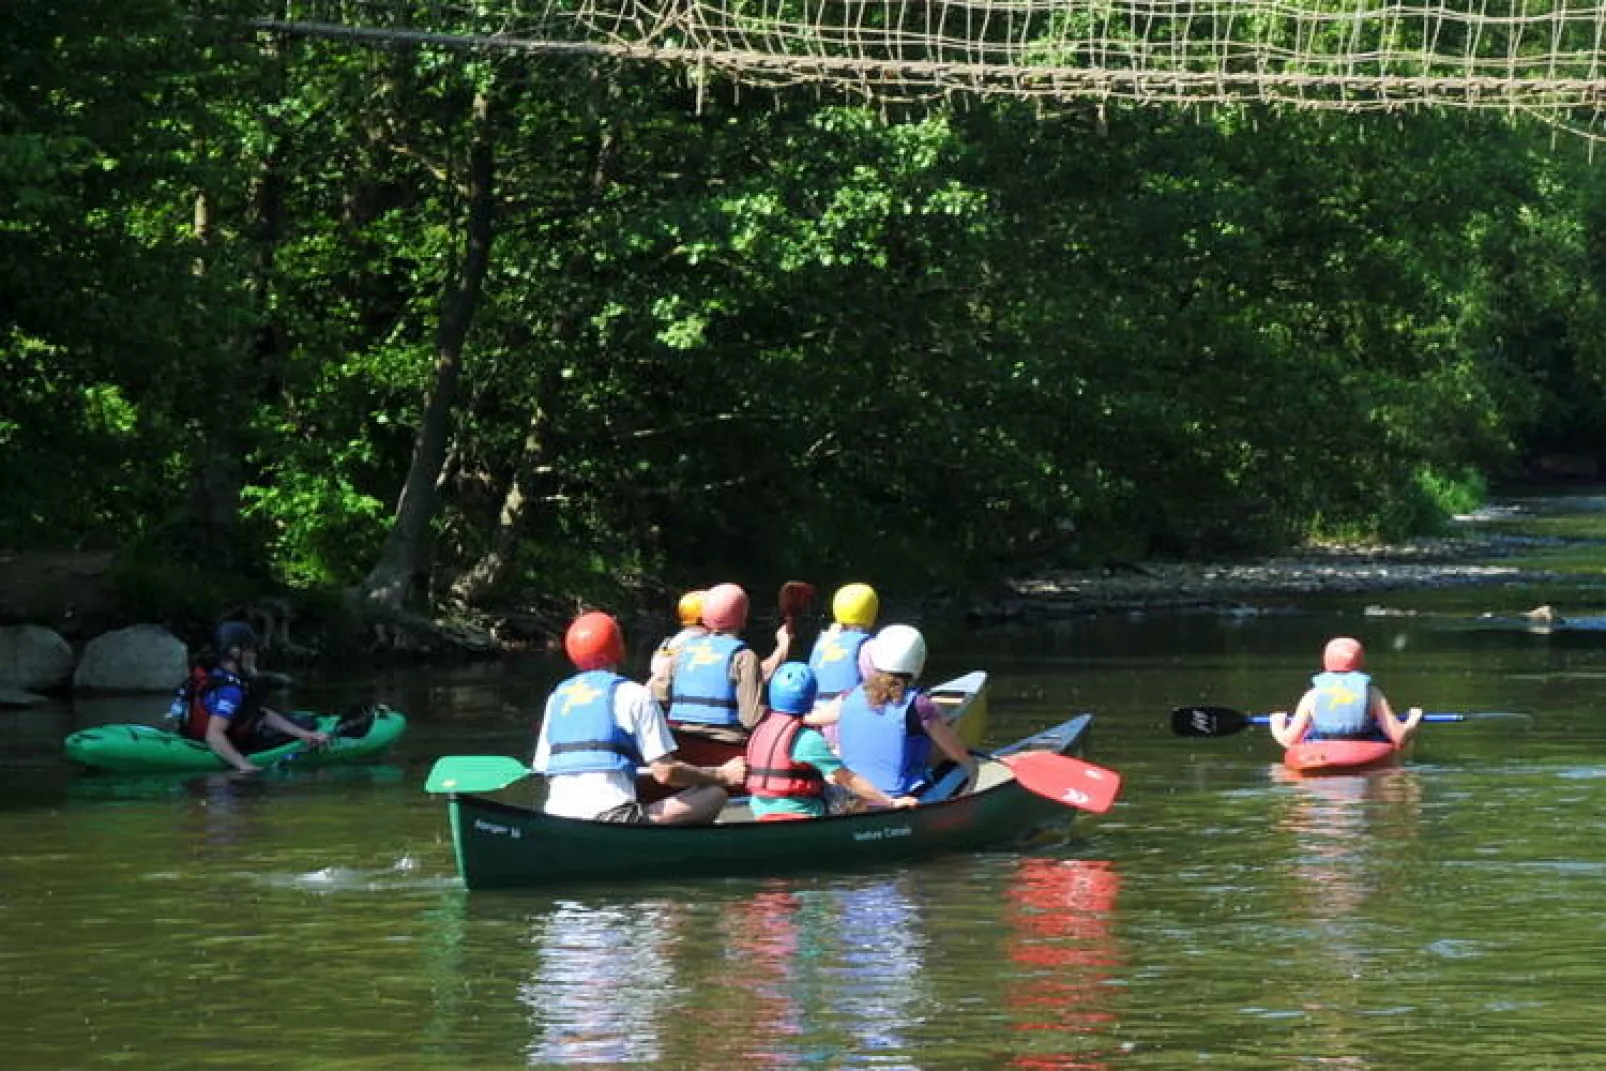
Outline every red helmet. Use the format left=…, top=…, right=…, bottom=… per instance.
left=701, top=583, right=749, bottom=631
left=1322, top=636, right=1364, bottom=672
left=565, top=612, right=625, bottom=670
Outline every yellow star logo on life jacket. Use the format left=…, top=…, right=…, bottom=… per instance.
left=558, top=679, right=602, bottom=714
left=819, top=637, right=847, bottom=663
left=687, top=639, right=724, bottom=667
left=1328, top=683, right=1361, bottom=707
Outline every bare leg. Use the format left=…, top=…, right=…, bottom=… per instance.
left=647, top=786, right=729, bottom=825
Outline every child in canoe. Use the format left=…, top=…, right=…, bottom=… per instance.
left=746, top=663, right=919, bottom=820
left=1270, top=636, right=1423, bottom=747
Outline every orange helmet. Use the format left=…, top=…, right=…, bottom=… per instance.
left=676, top=589, right=706, bottom=627
left=701, top=583, right=749, bottom=631
left=1322, top=636, right=1364, bottom=672
left=565, top=611, right=625, bottom=670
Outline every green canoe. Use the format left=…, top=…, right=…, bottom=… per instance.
left=64, top=706, right=407, bottom=774
left=428, top=713, right=1094, bottom=891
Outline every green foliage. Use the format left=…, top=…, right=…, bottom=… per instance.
left=8, top=16, right=1606, bottom=622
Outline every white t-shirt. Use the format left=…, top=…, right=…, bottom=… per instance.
left=532, top=676, right=678, bottom=820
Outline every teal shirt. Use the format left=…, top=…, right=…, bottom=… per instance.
left=749, top=725, right=843, bottom=819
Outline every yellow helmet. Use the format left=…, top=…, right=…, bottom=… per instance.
left=832, top=583, right=879, bottom=629
left=677, top=589, right=706, bottom=627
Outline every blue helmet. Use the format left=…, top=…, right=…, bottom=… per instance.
left=215, top=620, right=259, bottom=653
left=768, top=662, right=818, bottom=715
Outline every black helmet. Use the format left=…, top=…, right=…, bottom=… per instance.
left=214, top=620, right=259, bottom=653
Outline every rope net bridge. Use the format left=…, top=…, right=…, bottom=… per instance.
left=252, top=1, right=1606, bottom=114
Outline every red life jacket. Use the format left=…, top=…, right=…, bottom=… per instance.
left=745, top=714, right=826, bottom=799
left=178, top=666, right=259, bottom=747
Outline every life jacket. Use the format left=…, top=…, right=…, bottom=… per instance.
left=837, top=684, right=929, bottom=795
left=173, top=665, right=260, bottom=746
left=668, top=633, right=747, bottom=728
left=745, top=714, right=826, bottom=799
left=807, top=628, right=870, bottom=700
left=1308, top=670, right=1381, bottom=740
left=543, top=670, right=640, bottom=776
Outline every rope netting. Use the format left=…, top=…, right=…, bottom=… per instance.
left=251, top=1, right=1606, bottom=112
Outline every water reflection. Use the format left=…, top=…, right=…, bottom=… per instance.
left=1266, top=768, right=1424, bottom=1061
left=505, top=874, right=939, bottom=1069
left=1271, top=768, right=1422, bottom=919
left=519, top=898, right=680, bottom=1066
left=824, top=876, right=929, bottom=1068
left=1004, top=857, right=1122, bottom=1070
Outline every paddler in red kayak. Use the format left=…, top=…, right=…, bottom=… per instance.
left=1270, top=636, right=1423, bottom=748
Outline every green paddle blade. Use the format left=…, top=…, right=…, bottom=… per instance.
left=425, top=755, right=532, bottom=794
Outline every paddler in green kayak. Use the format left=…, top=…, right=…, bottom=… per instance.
left=180, top=622, right=329, bottom=773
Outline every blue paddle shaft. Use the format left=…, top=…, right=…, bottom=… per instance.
left=1249, top=712, right=1464, bottom=725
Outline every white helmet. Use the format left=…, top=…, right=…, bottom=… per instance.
left=869, top=624, right=927, bottom=678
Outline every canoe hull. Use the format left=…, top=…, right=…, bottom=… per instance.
left=446, top=713, right=1092, bottom=890
left=1283, top=738, right=1402, bottom=775
left=64, top=709, right=407, bottom=774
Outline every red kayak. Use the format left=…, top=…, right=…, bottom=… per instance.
left=1283, top=738, right=1403, bottom=775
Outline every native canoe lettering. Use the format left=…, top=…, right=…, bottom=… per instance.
left=473, top=819, right=522, bottom=839
left=851, top=825, right=913, bottom=842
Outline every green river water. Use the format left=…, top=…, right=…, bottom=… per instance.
left=6, top=494, right=1606, bottom=1068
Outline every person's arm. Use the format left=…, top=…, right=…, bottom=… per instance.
left=647, top=753, right=746, bottom=789
left=760, top=624, right=792, bottom=682
left=204, top=716, right=260, bottom=773
left=631, top=682, right=745, bottom=787
left=802, top=695, right=842, bottom=728
left=917, top=697, right=978, bottom=783
left=648, top=644, right=674, bottom=693
left=1270, top=693, right=1314, bottom=747
left=261, top=708, right=329, bottom=747
left=1372, top=688, right=1423, bottom=746
left=732, top=649, right=767, bottom=730
left=832, top=766, right=917, bottom=809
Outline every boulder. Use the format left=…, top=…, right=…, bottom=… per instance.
left=0, top=686, right=49, bottom=708
left=0, top=624, right=75, bottom=691
left=73, top=625, right=188, bottom=693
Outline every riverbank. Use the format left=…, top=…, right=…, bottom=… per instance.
left=974, top=528, right=1567, bottom=622
left=0, top=519, right=1580, bottom=662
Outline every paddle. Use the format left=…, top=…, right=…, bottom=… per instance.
left=778, top=580, right=816, bottom=635
left=264, top=704, right=382, bottom=770
left=1169, top=704, right=1530, bottom=739
left=996, top=751, right=1123, bottom=814
left=425, top=755, right=532, bottom=794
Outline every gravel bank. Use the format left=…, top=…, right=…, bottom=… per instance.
left=975, top=532, right=1567, bottom=622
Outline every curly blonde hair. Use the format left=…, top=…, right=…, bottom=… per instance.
left=863, top=670, right=911, bottom=708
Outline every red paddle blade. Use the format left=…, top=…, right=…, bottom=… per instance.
left=778, top=581, right=816, bottom=627
left=999, top=751, right=1122, bottom=813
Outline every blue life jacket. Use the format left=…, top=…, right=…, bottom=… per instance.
left=544, top=670, right=639, bottom=775
left=1309, top=670, right=1382, bottom=740
left=808, top=628, right=870, bottom=700
left=668, top=633, right=746, bottom=727
left=837, top=684, right=930, bottom=795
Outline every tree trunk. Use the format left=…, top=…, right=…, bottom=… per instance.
left=449, top=69, right=620, bottom=608
left=360, top=87, right=497, bottom=609
left=447, top=388, right=551, bottom=607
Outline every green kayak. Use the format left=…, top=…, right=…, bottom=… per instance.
left=64, top=706, right=407, bottom=774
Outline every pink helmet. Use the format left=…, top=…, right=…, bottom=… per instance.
left=701, top=583, right=750, bottom=631
left=1323, top=636, right=1364, bottom=672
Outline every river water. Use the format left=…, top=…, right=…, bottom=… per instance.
left=6, top=497, right=1606, bottom=1068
